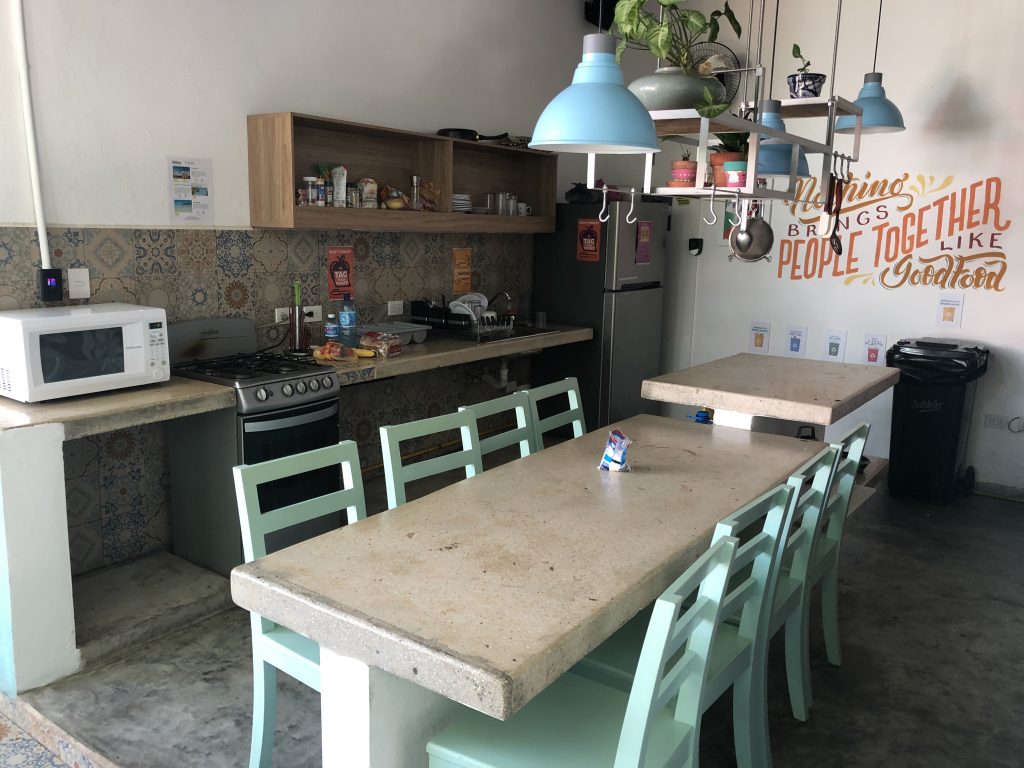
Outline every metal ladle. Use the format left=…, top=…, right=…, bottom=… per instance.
left=732, top=198, right=752, bottom=253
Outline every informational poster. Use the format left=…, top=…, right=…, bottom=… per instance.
left=823, top=329, right=848, bottom=362
left=935, top=292, right=965, bottom=329
left=749, top=320, right=771, bottom=354
left=785, top=325, right=808, bottom=358
left=862, top=332, right=888, bottom=365
left=169, top=157, right=213, bottom=223
left=452, top=248, right=473, bottom=293
left=635, top=221, right=653, bottom=264
left=326, top=246, right=355, bottom=299
left=577, top=219, right=601, bottom=262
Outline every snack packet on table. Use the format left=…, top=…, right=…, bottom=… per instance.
left=598, top=429, right=632, bottom=472
left=312, top=342, right=373, bottom=361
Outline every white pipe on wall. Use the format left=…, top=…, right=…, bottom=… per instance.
left=12, top=0, right=51, bottom=269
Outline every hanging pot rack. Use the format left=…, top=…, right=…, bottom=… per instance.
left=585, top=0, right=864, bottom=207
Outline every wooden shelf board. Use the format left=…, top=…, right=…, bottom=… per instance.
left=291, top=206, right=553, bottom=233
left=740, top=96, right=862, bottom=120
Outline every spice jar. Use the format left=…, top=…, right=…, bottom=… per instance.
left=302, top=177, right=317, bottom=207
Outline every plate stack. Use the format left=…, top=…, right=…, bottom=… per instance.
left=451, top=193, right=472, bottom=213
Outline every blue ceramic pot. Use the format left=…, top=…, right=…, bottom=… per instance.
left=787, top=73, right=826, bottom=98
left=628, top=67, right=726, bottom=111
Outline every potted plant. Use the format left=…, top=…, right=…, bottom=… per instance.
left=669, top=148, right=698, bottom=187
left=787, top=44, right=826, bottom=98
left=614, top=0, right=741, bottom=111
left=709, top=131, right=748, bottom=187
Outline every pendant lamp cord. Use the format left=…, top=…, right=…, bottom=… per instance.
left=829, top=0, right=842, bottom=98
left=598, top=0, right=604, bottom=33
left=872, top=0, right=883, bottom=71
left=767, top=0, right=780, bottom=97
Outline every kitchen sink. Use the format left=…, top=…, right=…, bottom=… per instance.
left=476, top=325, right=559, bottom=343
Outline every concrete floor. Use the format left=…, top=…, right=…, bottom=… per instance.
left=14, top=487, right=1024, bottom=767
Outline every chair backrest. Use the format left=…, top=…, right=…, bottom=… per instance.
left=711, top=483, right=799, bottom=663
left=233, top=440, right=366, bottom=563
left=821, top=423, right=871, bottom=558
left=458, top=390, right=535, bottom=459
left=525, top=377, right=586, bottom=450
left=380, top=409, right=483, bottom=509
left=783, top=445, right=842, bottom=582
left=615, top=536, right=740, bottom=768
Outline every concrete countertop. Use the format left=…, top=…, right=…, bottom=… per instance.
left=0, top=327, right=592, bottom=437
left=642, top=352, right=900, bottom=425
left=0, top=378, right=235, bottom=440
left=231, top=414, right=820, bottom=720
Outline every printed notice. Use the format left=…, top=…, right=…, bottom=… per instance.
left=326, top=246, right=355, bottom=300
left=749, top=321, right=771, bottom=354
left=635, top=221, right=653, bottom=264
left=169, top=157, right=213, bottom=223
left=577, top=219, right=601, bottom=262
left=935, top=292, right=965, bottom=329
left=823, top=329, right=848, bottom=362
left=785, top=325, right=808, bottom=358
left=452, top=248, right=473, bottom=294
left=862, top=332, right=888, bottom=366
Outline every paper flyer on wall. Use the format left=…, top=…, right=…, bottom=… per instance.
left=785, top=325, right=808, bottom=358
left=935, top=292, right=965, bottom=329
left=326, top=246, right=355, bottom=299
left=862, top=332, right=887, bottom=365
left=823, top=329, right=848, bottom=362
left=169, top=158, right=213, bottom=224
left=749, top=321, right=771, bottom=354
left=452, top=248, right=473, bottom=293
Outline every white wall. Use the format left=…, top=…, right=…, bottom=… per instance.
left=656, top=0, right=1024, bottom=491
left=0, top=0, right=610, bottom=227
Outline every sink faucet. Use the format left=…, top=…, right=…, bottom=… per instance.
left=489, top=291, right=511, bottom=313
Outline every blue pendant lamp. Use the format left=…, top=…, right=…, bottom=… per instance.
left=529, top=34, right=659, bottom=154
left=834, top=0, right=904, bottom=134
left=757, top=99, right=810, bottom=177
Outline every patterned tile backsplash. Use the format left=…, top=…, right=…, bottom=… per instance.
left=0, top=226, right=534, bottom=576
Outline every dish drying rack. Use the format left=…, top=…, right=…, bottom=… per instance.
left=409, top=300, right=517, bottom=341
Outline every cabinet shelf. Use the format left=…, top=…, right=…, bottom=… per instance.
left=247, top=112, right=557, bottom=232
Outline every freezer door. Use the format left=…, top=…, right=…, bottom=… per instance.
left=605, top=202, right=668, bottom=291
left=600, top=287, right=664, bottom=424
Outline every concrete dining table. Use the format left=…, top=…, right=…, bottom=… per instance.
left=230, top=413, right=821, bottom=767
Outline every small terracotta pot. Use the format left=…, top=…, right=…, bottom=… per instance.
left=710, top=152, right=745, bottom=187
left=671, top=160, right=698, bottom=171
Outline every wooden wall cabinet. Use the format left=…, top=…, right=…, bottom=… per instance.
left=248, top=113, right=557, bottom=233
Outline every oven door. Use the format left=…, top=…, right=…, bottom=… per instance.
left=239, top=398, right=343, bottom=553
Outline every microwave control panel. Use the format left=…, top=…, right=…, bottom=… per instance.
left=147, top=321, right=170, bottom=379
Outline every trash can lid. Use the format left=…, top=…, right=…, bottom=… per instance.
left=887, top=338, right=989, bottom=382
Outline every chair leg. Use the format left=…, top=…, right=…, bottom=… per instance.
left=784, top=602, right=812, bottom=722
left=250, top=657, right=278, bottom=768
left=822, top=563, right=842, bottom=667
left=733, top=663, right=771, bottom=768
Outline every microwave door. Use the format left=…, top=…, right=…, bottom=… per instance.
left=37, top=326, right=128, bottom=384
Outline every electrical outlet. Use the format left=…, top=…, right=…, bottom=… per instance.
left=984, top=413, right=1009, bottom=430
left=303, top=305, right=322, bottom=323
left=274, top=307, right=290, bottom=324
left=388, top=300, right=404, bottom=316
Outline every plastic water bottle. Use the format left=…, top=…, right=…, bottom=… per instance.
left=339, top=294, right=357, bottom=345
left=324, top=312, right=340, bottom=342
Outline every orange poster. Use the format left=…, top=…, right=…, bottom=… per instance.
left=577, top=219, right=601, bottom=262
left=452, top=248, right=472, bottom=293
left=326, top=246, right=355, bottom=299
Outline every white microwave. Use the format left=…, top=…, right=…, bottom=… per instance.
left=0, top=303, right=170, bottom=403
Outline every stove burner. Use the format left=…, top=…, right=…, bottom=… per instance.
left=173, top=352, right=320, bottom=382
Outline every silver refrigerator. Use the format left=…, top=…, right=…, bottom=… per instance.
left=533, top=200, right=668, bottom=429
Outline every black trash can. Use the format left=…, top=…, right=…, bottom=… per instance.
left=886, top=338, right=989, bottom=503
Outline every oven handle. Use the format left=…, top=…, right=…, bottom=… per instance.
left=243, top=402, right=339, bottom=433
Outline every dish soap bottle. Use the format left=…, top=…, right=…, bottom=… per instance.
left=324, top=312, right=340, bottom=343
left=339, top=293, right=357, bottom=346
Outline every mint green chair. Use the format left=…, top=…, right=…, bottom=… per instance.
left=769, top=445, right=842, bottom=724
left=571, top=483, right=798, bottom=768
left=459, top=391, right=535, bottom=460
left=820, top=423, right=870, bottom=667
left=525, top=377, right=586, bottom=449
left=233, top=441, right=366, bottom=768
left=427, top=535, right=741, bottom=768
left=380, top=410, right=483, bottom=509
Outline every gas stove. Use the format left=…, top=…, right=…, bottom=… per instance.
left=168, top=317, right=339, bottom=414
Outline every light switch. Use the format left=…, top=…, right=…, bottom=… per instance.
left=68, top=268, right=91, bottom=299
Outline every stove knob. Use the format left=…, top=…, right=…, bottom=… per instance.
left=295, top=380, right=308, bottom=394
left=322, top=376, right=334, bottom=389
left=309, top=379, right=320, bottom=392
left=282, top=383, right=294, bottom=397
left=255, top=387, right=269, bottom=402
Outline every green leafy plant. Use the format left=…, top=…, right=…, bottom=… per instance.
left=613, top=0, right=741, bottom=74
left=712, top=130, right=749, bottom=155
left=695, top=86, right=729, bottom=118
left=792, top=43, right=812, bottom=74
left=679, top=148, right=692, bottom=161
